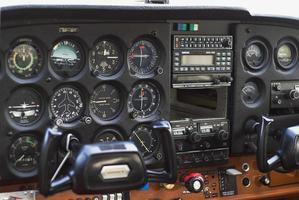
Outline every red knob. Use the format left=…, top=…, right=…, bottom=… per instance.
left=183, top=173, right=204, bottom=193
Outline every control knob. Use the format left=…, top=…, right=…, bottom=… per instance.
left=188, top=130, right=201, bottom=143
left=218, top=130, right=229, bottom=141
left=289, top=89, right=299, bottom=100
left=183, top=173, right=204, bottom=193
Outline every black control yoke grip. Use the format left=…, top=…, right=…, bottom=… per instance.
left=38, top=127, right=70, bottom=196
left=147, top=120, right=177, bottom=183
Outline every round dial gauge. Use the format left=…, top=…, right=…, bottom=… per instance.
left=128, top=82, right=160, bottom=119
left=127, top=39, right=161, bottom=76
left=89, top=40, right=123, bottom=77
left=244, top=42, right=267, bottom=70
left=129, top=124, right=159, bottom=158
left=7, top=88, right=43, bottom=126
left=90, top=83, right=122, bottom=121
left=8, top=39, right=43, bottom=79
left=241, top=82, right=261, bottom=105
left=50, top=39, right=84, bottom=78
left=8, top=135, right=39, bottom=173
left=50, top=87, right=84, bottom=123
left=277, top=43, right=296, bottom=69
left=93, top=129, right=124, bottom=143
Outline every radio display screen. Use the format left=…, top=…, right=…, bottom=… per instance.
left=181, top=55, right=214, bottom=66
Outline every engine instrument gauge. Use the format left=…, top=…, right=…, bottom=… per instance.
left=8, top=135, right=39, bottom=173
left=244, top=42, right=267, bottom=70
left=7, top=88, right=43, bottom=126
left=93, top=128, right=124, bottom=143
left=8, top=39, right=43, bottom=79
left=89, top=83, right=122, bottom=121
left=50, top=39, right=84, bottom=78
left=127, top=39, right=161, bottom=76
left=128, top=82, right=160, bottom=119
left=276, top=43, right=297, bottom=69
left=89, top=39, right=123, bottom=77
left=241, top=81, right=261, bottom=105
left=50, top=86, right=84, bottom=123
left=129, top=124, right=159, bottom=158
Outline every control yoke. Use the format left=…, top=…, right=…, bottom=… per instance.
left=257, top=115, right=299, bottom=173
left=39, top=120, right=177, bottom=196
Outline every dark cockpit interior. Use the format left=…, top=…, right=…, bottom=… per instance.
left=1, top=2, right=299, bottom=199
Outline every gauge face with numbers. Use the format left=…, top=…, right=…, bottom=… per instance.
left=128, top=82, right=160, bottom=119
left=8, top=135, right=39, bottom=173
left=89, top=39, right=123, bottom=77
left=89, top=83, right=122, bottom=121
left=127, top=39, right=161, bottom=77
left=8, top=39, right=43, bottom=79
left=50, top=86, right=84, bottom=123
left=129, top=124, right=159, bottom=158
left=93, top=128, right=124, bottom=143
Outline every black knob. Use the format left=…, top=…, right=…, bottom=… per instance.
left=213, top=78, right=221, bottom=85
left=183, top=173, right=204, bottom=193
left=189, top=131, right=201, bottom=143
left=289, top=89, right=299, bottom=100
left=259, top=175, right=270, bottom=186
left=219, top=130, right=229, bottom=141
left=222, top=39, right=230, bottom=48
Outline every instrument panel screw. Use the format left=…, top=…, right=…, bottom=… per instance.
left=84, top=116, right=93, bottom=125
left=157, top=67, right=164, bottom=75
left=46, top=77, right=52, bottom=83
left=151, top=31, right=158, bottom=36
left=55, top=118, right=64, bottom=126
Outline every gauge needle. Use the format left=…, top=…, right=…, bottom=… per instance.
left=133, top=132, right=150, bottom=153
left=15, top=154, right=25, bottom=163
left=140, top=88, right=144, bottom=110
left=91, top=100, right=107, bottom=104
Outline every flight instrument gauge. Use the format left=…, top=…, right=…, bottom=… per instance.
left=93, top=128, right=124, bottom=143
left=241, top=81, right=261, bottom=105
left=89, top=83, right=122, bottom=121
left=8, top=135, right=39, bottom=173
left=89, top=39, right=123, bottom=77
left=50, top=39, right=84, bottom=78
left=244, top=41, right=268, bottom=70
left=127, top=39, right=161, bottom=77
left=8, top=39, right=43, bottom=79
left=50, top=86, right=84, bottom=123
left=128, top=82, right=160, bottom=119
left=129, top=124, right=159, bottom=158
left=276, top=42, right=297, bottom=69
left=7, top=88, right=43, bottom=126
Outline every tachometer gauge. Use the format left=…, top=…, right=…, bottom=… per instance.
left=129, top=124, right=159, bottom=158
left=244, top=42, right=267, bottom=70
left=50, top=86, right=84, bottom=123
left=89, top=83, right=122, bottom=121
left=8, top=135, right=39, bottom=173
left=276, top=43, right=297, bottom=69
left=89, top=39, right=123, bottom=77
left=93, top=128, right=124, bottom=143
left=128, top=82, right=160, bottom=119
left=127, top=39, right=161, bottom=76
left=50, top=39, right=84, bottom=78
left=8, top=39, right=43, bottom=79
left=7, top=88, right=43, bottom=126
left=241, top=81, right=261, bottom=105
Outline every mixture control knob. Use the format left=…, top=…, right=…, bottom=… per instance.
left=188, top=131, right=201, bottom=143
left=183, top=173, right=204, bottom=193
left=289, top=89, right=299, bottom=100
left=219, top=130, right=229, bottom=141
